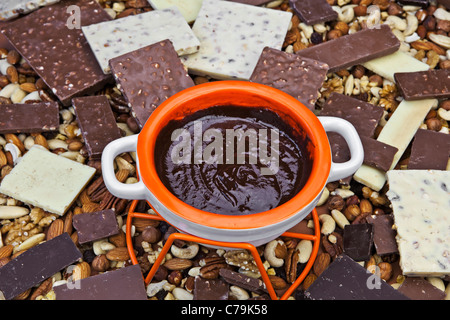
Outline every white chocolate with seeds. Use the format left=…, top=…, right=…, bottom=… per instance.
left=82, top=7, right=200, bottom=73
left=147, top=0, right=204, bottom=23
left=0, top=0, right=60, bottom=21
left=386, top=170, right=450, bottom=277
left=0, top=146, right=95, bottom=216
left=182, top=0, right=292, bottom=80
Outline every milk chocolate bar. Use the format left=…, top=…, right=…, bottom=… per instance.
left=408, top=129, right=450, bottom=170
left=72, top=209, right=119, bottom=245
left=72, top=96, right=122, bottom=159
left=366, top=214, right=398, bottom=256
left=0, top=233, right=82, bottom=300
left=394, top=69, right=450, bottom=101
left=360, top=136, right=398, bottom=172
left=109, top=40, right=195, bottom=128
left=397, top=277, right=446, bottom=300
left=296, top=25, right=400, bottom=73
left=0, top=102, right=59, bottom=134
left=0, top=0, right=112, bottom=106
left=250, top=47, right=329, bottom=111
left=289, top=0, right=338, bottom=25
left=54, top=265, right=147, bottom=300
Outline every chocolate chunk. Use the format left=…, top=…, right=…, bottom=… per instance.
left=408, top=129, right=450, bottom=170
left=397, top=0, right=429, bottom=6
left=289, top=0, right=338, bottom=25
left=0, top=0, right=112, bottom=106
left=109, top=39, right=195, bottom=128
left=250, top=47, right=329, bottom=111
left=72, top=209, right=119, bottom=244
left=0, top=102, right=59, bottom=134
left=0, top=233, right=82, bottom=300
left=305, top=254, right=409, bottom=300
left=227, top=0, right=272, bottom=5
left=397, top=277, right=446, bottom=300
left=394, top=69, right=450, bottom=101
left=360, top=136, right=398, bottom=172
left=296, top=25, right=400, bottom=73
left=72, top=96, right=122, bottom=160
left=343, top=224, right=374, bottom=261
left=54, top=265, right=147, bottom=300
left=366, top=214, right=398, bottom=256
left=194, top=276, right=229, bottom=300
left=327, top=132, right=351, bottom=163
left=219, top=269, right=267, bottom=294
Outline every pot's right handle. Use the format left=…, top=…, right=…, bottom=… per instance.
left=318, top=116, right=364, bottom=183
left=101, top=134, right=147, bottom=200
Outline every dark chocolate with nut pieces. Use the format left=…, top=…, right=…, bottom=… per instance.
left=289, top=0, right=338, bottom=25
left=0, top=0, right=112, bottom=106
left=394, top=69, right=450, bottom=101
left=408, top=129, right=450, bottom=170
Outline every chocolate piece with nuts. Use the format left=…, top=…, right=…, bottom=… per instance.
left=408, top=129, right=450, bottom=170
left=289, top=0, right=338, bottom=26
left=0, top=0, right=112, bottom=106
left=109, top=40, right=195, bottom=128
left=250, top=47, right=329, bottom=111
left=72, top=209, right=119, bottom=245
left=394, top=69, right=450, bottom=101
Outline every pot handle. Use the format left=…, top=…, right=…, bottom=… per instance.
left=101, top=134, right=147, bottom=200
left=318, top=116, right=364, bottom=183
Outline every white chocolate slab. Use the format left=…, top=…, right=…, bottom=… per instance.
left=353, top=98, right=436, bottom=191
left=386, top=170, right=450, bottom=277
left=82, top=7, right=200, bottom=74
left=362, top=50, right=430, bottom=82
left=182, top=0, right=292, bottom=80
left=147, top=0, right=204, bottom=23
left=0, top=0, right=60, bottom=21
left=0, top=146, right=95, bottom=216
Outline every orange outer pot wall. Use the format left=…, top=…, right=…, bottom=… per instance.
left=136, top=81, right=332, bottom=230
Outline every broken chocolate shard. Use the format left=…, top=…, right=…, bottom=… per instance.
left=0, top=0, right=112, bottom=106
left=194, top=276, right=229, bottom=300
left=289, top=0, right=338, bottom=25
left=72, top=96, right=122, bottom=160
left=397, top=277, right=446, bottom=300
left=0, top=233, right=82, bottom=300
left=296, top=25, right=400, bottom=73
left=343, top=223, right=374, bottom=261
left=109, top=39, right=195, bottom=128
left=360, top=136, right=398, bottom=172
left=0, top=102, right=59, bottom=134
left=250, top=47, right=329, bottom=111
left=366, top=214, right=398, bottom=256
left=408, top=129, right=450, bottom=170
left=305, top=254, right=409, bottom=300
left=54, top=265, right=147, bottom=300
left=397, top=0, right=429, bottom=6
left=72, top=209, right=119, bottom=245
left=219, top=268, right=267, bottom=294
left=394, top=69, right=450, bottom=101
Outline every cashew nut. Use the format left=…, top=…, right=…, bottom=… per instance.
left=333, top=5, right=356, bottom=24
left=331, top=209, right=350, bottom=229
left=366, top=5, right=381, bottom=29
left=4, top=143, right=21, bottom=165
left=438, top=108, right=450, bottom=121
left=384, top=15, right=407, bottom=31
left=172, top=287, right=194, bottom=300
left=229, top=285, right=250, bottom=300
left=428, top=33, right=450, bottom=49
left=296, top=240, right=313, bottom=264
left=403, top=14, right=418, bottom=37
left=316, top=187, right=329, bottom=207
left=146, top=280, right=168, bottom=297
left=298, top=23, right=313, bottom=40
left=170, top=242, right=199, bottom=259
left=319, top=214, right=336, bottom=235
left=0, top=59, right=12, bottom=75
left=433, top=8, right=450, bottom=21
left=0, top=83, right=20, bottom=98
left=264, top=239, right=285, bottom=267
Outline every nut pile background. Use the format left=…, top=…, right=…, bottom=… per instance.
left=0, top=0, right=449, bottom=300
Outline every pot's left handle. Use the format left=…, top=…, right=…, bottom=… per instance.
left=101, top=135, right=147, bottom=200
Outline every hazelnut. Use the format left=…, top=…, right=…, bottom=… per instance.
left=423, top=16, right=436, bottom=31
left=168, top=270, right=183, bottom=286
left=327, top=29, right=343, bottom=41
left=425, top=118, right=442, bottom=131
left=327, top=195, right=345, bottom=211
left=334, top=21, right=349, bottom=35
left=352, top=65, right=365, bottom=79
left=141, top=225, right=162, bottom=244
left=372, top=0, right=390, bottom=10
left=425, top=109, right=437, bottom=120
left=417, top=25, right=427, bottom=39
left=346, top=195, right=360, bottom=206
left=353, top=5, right=367, bottom=16
left=359, top=199, right=373, bottom=215
left=387, top=3, right=403, bottom=16
left=378, top=262, right=393, bottom=281
left=369, top=74, right=383, bottom=87
left=437, top=20, right=450, bottom=33
left=91, top=254, right=110, bottom=272
left=440, top=100, right=450, bottom=111
left=439, top=60, right=450, bottom=69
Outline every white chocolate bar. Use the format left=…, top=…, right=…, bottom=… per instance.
left=353, top=98, right=436, bottom=191
left=0, top=0, right=60, bottom=21
left=362, top=50, right=430, bottom=82
left=386, top=170, right=450, bottom=277
left=182, top=0, right=292, bottom=80
left=0, top=146, right=95, bottom=216
left=147, top=0, right=204, bottom=23
left=82, top=7, right=200, bottom=73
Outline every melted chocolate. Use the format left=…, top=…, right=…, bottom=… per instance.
left=155, top=106, right=312, bottom=215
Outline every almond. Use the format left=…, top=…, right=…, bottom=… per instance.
left=6, top=66, right=19, bottom=84
left=47, top=218, right=64, bottom=240
left=133, top=217, right=159, bottom=232
left=0, top=244, right=13, bottom=259
left=109, top=230, right=127, bottom=248
left=268, top=275, right=288, bottom=290
left=19, top=82, right=37, bottom=93
left=411, top=40, right=434, bottom=51
left=115, top=169, right=130, bottom=183
left=4, top=133, right=25, bottom=154
left=106, top=247, right=130, bottom=261
left=302, top=273, right=318, bottom=290
left=163, top=258, right=193, bottom=271
left=72, top=261, right=91, bottom=281
left=33, top=134, right=48, bottom=149
left=0, top=149, right=7, bottom=168
left=313, top=252, right=331, bottom=277
left=63, top=210, right=74, bottom=235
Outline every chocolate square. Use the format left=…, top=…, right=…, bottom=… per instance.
left=360, top=136, right=398, bottom=172
left=408, top=129, right=450, bottom=170
left=366, top=214, right=398, bottom=256
left=109, top=39, right=195, bottom=128
left=194, top=277, right=229, bottom=300
left=219, top=269, right=267, bottom=294
left=72, top=209, right=119, bottom=244
left=250, top=47, right=329, bottom=111
left=394, top=69, right=450, bottom=101
left=289, top=0, right=338, bottom=25
left=397, top=277, right=446, bottom=300
left=343, top=224, right=374, bottom=261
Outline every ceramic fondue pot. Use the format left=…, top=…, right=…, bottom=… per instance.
left=102, top=81, right=364, bottom=246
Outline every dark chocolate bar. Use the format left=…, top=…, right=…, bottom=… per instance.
left=289, top=0, right=338, bottom=25
left=194, top=277, right=229, bottom=300
left=219, top=269, right=267, bottom=294
left=397, top=277, right=446, bottom=300
left=72, top=95, right=122, bottom=159
left=305, top=255, right=409, bottom=300
left=54, top=265, right=147, bottom=300
left=366, top=214, right=398, bottom=256
left=394, top=69, right=450, bottom=101
left=0, top=102, right=59, bottom=134
left=360, top=136, right=398, bottom=172
left=343, top=223, right=374, bottom=261
left=438, top=0, right=450, bottom=9
left=0, top=0, right=112, bottom=106
left=408, top=129, right=450, bottom=170
left=250, top=47, right=329, bottom=111
left=72, top=209, right=119, bottom=244
left=109, top=39, right=195, bottom=128
left=296, top=25, right=400, bottom=73
left=0, top=233, right=82, bottom=300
